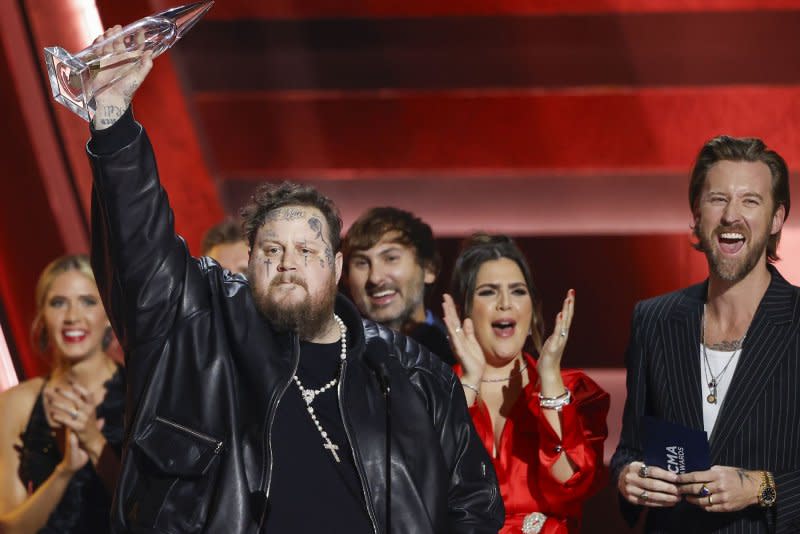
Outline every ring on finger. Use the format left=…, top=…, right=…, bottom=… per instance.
left=639, top=490, right=649, bottom=502
left=455, top=327, right=463, bottom=334
left=708, top=495, right=713, bottom=506
left=559, top=329, right=567, bottom=337
left=698, top=484, right=711, bottom=497
left=638, top=464, right=649, bottom=479
left=70, top=409, right=78, bottom=420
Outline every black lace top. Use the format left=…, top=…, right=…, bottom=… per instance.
left=15, top=367, right=125, bottom=533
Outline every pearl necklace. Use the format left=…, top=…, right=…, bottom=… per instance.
left=292, top=314, right=347, bottom=463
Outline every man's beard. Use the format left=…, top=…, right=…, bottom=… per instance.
left=251, top=272, right=337, bottom=340
left=699, top=224, right=768, bottom=283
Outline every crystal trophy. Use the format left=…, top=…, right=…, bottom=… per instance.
left=44, top=0, right=214, bottom=121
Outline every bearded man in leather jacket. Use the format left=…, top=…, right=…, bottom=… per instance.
left=84, top=29, right=503, bottom=534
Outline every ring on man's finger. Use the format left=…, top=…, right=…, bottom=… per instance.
left=639, top=490, right=649, bottom=502
left=638, top=464, right=649, bottom=479
left=698, top=485, right=711, bottom=497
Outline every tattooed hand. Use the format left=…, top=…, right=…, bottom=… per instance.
left=677, top=466, right=761, bottom=512
left=90, top=25, right=154, bottom=130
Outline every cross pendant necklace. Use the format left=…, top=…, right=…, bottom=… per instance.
left=292, top=314, right=348, bottom=463
left=323, top=439, right=340, bottom=462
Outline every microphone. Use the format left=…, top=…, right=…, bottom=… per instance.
left=363, top=343, right=391, bottom=533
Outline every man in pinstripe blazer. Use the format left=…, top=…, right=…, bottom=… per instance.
left=611, top=135, right=800, bottom=533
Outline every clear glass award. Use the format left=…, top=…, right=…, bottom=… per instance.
left=44, top=1, right=214, bottom=121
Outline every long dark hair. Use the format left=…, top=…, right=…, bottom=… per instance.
left=450, top=234, right=544, bottom=354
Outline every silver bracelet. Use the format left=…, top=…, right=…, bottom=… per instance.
left=461, top=381, right=479, bottom=396
left=539, top=389, right=571, bottom=411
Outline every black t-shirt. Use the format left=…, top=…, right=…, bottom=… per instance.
left=263, top=340, right=373, bottom=533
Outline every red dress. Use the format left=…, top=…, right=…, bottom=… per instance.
left=456, top=354, right=609, bottom=534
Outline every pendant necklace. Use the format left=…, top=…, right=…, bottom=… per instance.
left=701, top=304, right=744, bottom=405
left=292, top=314, right=347, bottom=462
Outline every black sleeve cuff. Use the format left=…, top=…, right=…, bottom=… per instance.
left=88, top=106, right=139, bottom=155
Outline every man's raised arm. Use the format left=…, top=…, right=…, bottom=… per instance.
left=87, top=27, right=205, bottom=400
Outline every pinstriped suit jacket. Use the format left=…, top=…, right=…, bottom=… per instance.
left=610, top=266, right=800, bottom=533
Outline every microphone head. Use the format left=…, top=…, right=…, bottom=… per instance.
left=363, top=338, right=391, bottom=391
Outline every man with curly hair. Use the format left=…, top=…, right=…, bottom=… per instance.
left=83, top=28, right=502, bottom=534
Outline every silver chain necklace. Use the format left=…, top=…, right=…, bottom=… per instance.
left=292, top=314, right=347, bottom=463
left=701, top=305, right=744, bottom=405
left=480, top=357, right=528, bottom=383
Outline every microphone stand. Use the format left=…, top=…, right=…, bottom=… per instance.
left=363, top=336, right=392, bottom=533
left=377, top=366, right=391, bottom=534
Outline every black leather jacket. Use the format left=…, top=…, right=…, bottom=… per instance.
left=87, top=110, right=503, bottom=534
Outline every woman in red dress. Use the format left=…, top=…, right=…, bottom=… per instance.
left=443, top=234, right=610, bottom=534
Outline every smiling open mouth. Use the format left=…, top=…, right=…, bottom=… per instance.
left=717, top=232, right=745, bottom=254
left=491, top=319, right=517, bottom=337
left=62, top=329, right=88, bottom=343
left=368, top=288, right=397, bottom=305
